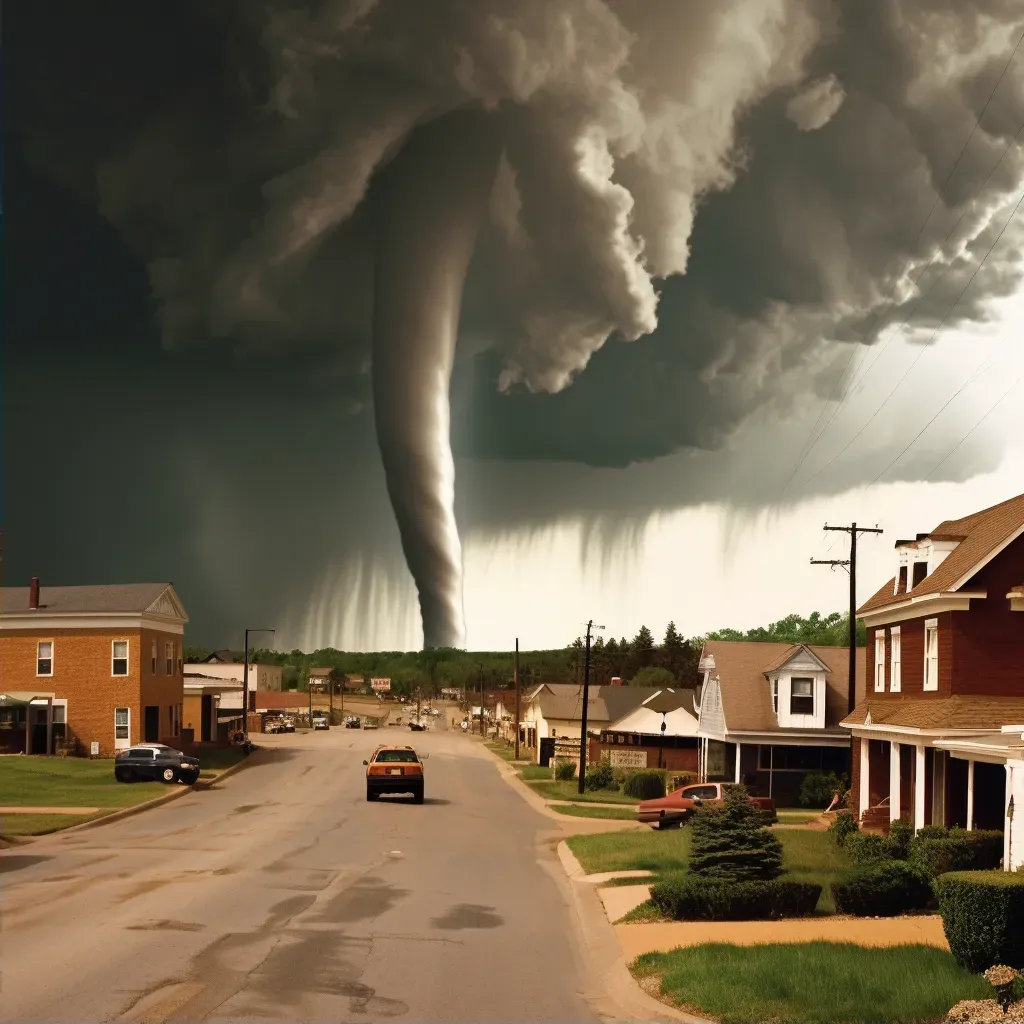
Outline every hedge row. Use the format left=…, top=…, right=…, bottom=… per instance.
left=934, top=872, right=1024, bottom=973
left=650, top=875, right=821, bottom=921
left=831, top=862, right=935, bottom=917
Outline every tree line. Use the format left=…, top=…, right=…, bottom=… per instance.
left=183, top=610, right=864, bottom=698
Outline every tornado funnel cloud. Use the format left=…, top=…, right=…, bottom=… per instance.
left=372, top=111, right=502, bottom=649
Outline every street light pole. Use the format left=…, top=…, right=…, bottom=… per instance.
left=577, top=620, right=604, bottom=795
left=242, top=627, right=275, bottom=744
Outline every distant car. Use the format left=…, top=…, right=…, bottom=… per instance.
left=363, top=744, right=428, bottom=803
left=363, top=718, right=379, bottom=730
left=312, top=714, right=329, bottom=730
left=345, top=716, right=361, bottom=729
left=637, top=782, right=777, bottom=829
left=114, top=744, right=200, bottom=785
left=409, top=720, right=426, bottom=732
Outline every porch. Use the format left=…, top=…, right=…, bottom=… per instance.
left=853, top=732, right=1006, bottom=833
left=0, top=692, right=60, bottom=755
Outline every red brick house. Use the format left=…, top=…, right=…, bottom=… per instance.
left=845, top=492, right=1024, bottom=849
left=0, top=579, right=188, bottom=756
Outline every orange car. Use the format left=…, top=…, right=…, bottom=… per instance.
left=363, top=744, right=429, bottom=803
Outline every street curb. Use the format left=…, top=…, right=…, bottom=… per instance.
left=9, top=748, right=260, bottom=844
left=556, top=840, right=711, bottom=1024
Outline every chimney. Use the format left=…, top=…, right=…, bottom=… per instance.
left=610, top=676, right=623, bottom=686
left=29, top=577, right=40, bottom=610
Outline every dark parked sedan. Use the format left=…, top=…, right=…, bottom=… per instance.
left=114, top=744, right=201, bottom=785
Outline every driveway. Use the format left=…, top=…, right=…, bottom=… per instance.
left=0, top=728, right=606, bottom=1023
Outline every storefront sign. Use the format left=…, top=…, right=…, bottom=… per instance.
left=609, top=749, right=648, bottom=769
left=370, top=678, right=392, bottom=692
left=554, top=738, right=582, bottom=763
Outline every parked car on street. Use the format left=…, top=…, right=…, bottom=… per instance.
left=114, top=744, right=201, bottom=785
left=409, top=720, right=426, bottom=732
left=345, top=716, right=362, bottom=729
left=637, top=782, right=777, bottom=829
left=363, top=744, right=429, bottom=803
left=312, top=714, right=329, bottom=730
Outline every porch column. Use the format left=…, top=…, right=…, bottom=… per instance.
left=24, top=706, right=31, bottom=755
left=46, top=697, right=53, bottom=756
left=734, top=742, right=742, bottom=784
left=914, top=744, right=926, bottom=832
left=859, top=738, right=870, bottom=820
left=889, top=741, right=902, bottom=822
left=1005, top=764, right=1013, bottom=873
left=966, top=760, right=975, bottom=831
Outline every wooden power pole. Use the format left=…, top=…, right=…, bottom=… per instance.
left=577, top=620, right=603, bottom=795
left=514, top=639, right=521, bottom=760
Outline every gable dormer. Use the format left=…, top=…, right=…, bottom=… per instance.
left=893, top=534, right=963, bottom=595
left=765, top=646, right=829, bottom=730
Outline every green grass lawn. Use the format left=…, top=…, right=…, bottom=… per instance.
left=196, top=747, right=249, bottom=774
left=0, top=757, right=165, bottom=809
left=528, top=780, right=639, bottom=805
left=0, top=811, right=104, bottom=836
left=568, top=827, right=856, bottom=914
left=549, top=803, right=639, bottom=820
left=632, top=943, right=992, bottom=1024
left=776, top=809, right=823, bottom=824
left=518, top=763, right=553, bottom=781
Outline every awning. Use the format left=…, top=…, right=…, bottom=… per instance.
left=0, top=691, right=56, bottom=707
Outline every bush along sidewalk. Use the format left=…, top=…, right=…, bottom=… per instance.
left=689, top=783, right=783, bottom=882
left=935, top=871, right=1024, bottom=973
left=650, top=875, right=821, bottom=921
left=831, top=861, right=935, bottom=917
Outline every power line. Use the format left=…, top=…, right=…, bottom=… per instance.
left=924, top=373, right=1023, bottom=480
left=778, top=32, right=1024, bottom=497
left=795, top=192, right=1024, bottom=491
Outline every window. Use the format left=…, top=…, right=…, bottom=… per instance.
left=165, top=642, right=173, bottom=675
left=874, top=632, right=886, bottom=692
left=924, top=619, right=939, bottom=691
left=890, top=627, right=902, bottom=693
left=771, top=678, right=779, bottom=713
left=896, top=565, right=908, bottom=594
left=912, top=561, right=928, bottom=588
left=112, top=640, right=129, bottom=676
left=115, top=707, right=130, bottom=741
left=790, top=677, right=814, bottom=716
left=151, top=639, right=157, bottom=674
left=37, top=641, right=53, bottom=677
left=177, top=646, right=182, bottom=674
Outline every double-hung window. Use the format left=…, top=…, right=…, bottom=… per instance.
left=874, top=632, right=886, bottom=691
left=924, top=619, right=939, bottom=691
left=112, top=640, right=129, bottom=676
left=771, top=678, right=779, bottom=714
left=790, top=678, right=814, bottom=716
left=37, top=641, right=54, bottom=676
left=890, top=627, right=902, bottom=692
left=165, top=642, right=174, bottom=675
left=151, top=639, right=157, bottom=674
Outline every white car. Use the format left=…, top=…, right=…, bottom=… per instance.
left=312, top=714, right=329, bottom=730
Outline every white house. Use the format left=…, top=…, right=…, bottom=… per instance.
left=184, top=661, right=283, bottom=712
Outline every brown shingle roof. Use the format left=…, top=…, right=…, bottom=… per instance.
left=254, top=692, right=310, bottom=710
left=533, top=684, right=669, bottom=723
left=1, top=582, right=175, bottom=615
left=859, top=492, right=1024, bottom=614
left=843, top=696, right=1024, bottom=731
left=308, top=667, right=333, bottom=678
left=702, top=641, right=866, bottom=732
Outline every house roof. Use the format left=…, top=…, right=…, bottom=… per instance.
left=204, top=650, right=240, bottom=663
left=308, top=667, right=333, bottom=678
left=843, top=696, right=1024, bottom=732
left=254, top=692, right=310, bottom=710
left=859, top=492, right=1024, bottom=614
left=532, top=684, right=669, bottom=723
left=701, top=641, right=866, bottom=732
left=1, top=582, right=184, bottom=616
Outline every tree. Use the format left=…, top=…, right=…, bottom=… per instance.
left=633, top=625, right=655, bottom=668
left=688, top=785, right=783, bottom=882
left=705, top=611, right=867, bottom=647
left=630, top=665, right=677, bottom=688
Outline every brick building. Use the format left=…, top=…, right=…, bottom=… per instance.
left=0, top=579, right=189, bottom=756
left=845, top=491, right=1024, bottom=868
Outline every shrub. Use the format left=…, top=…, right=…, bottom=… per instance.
left=916, top=825, right=950, bottom=841
left=909, top=830, right=1004, bottom=878
left=935, top=872, right=1024, bottom=972
left=831, top=861, right=935, bottom=917
left=554, top=757, right=577, bottom=781
left=689, top=784, right=783, bottom=882
left=623, top=770, right=667, bottom=800
left=799, top=771, right=846, bottom=809
left=888, top=818, right=914, bottom=860
left=827, top=810, right=859, bottom=848
left=843, top=830, right=899, bottom=865
left=650, top=875, right=821, bottom=921
left=583, top=758, right=614, bottom=791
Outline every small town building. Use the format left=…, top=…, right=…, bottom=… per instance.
left=183, top=674, right=243, bottom=743
left=844, top=491, right=1024, bottom=869
left=0, top=579, right=188, bottom=755
left=696, top=640, right=865, bottom=805
left=591, top=688, right=700, bottom=772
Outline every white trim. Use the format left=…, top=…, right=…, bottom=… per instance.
left=859, top=738, right=870, bottom=817
left=114, top=706, right=131, bottom=750
left=967, top=759, right=975, bottom=830
left=734, top=741, right=742, bottom=784
left=718, top=731, right=852, bottom=746
left=0, top=613, right=186, bottom=634
left=860, top=592, right=986, bottom=628
left=949, top=521, right=1024, bottom=591
left=890, top=741, right=902, bottom=822
left=924, top=619, right=939, bottom=692
left=914, top=744, right=926, bottom=832
left=847, top=722, right=1001, bottom=740
left=36, top=640, right=54, bottom=677
left=1009, top=593, right=1024, bottom=612
left=890, top=627, right=902, bottom=693
left=874, top=632, right=886, bottom=692
left=164, top=640, right=174, bottom=675
left=112, top=638, right=130, bottom=677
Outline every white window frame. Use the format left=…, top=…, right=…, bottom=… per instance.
left=790, top=677, right=815, bottom=716
left=114, top=706, right=131, bottom=750
left=890, top=627, right=902, bottom=693
left=112, top=639, right=129, bottom=677
left=771, top=678, right=779, bottom=714
left=874, top=632, right=886, bottom=692
left=36, top=640, right=54, bottom=677
left=151, top=639, right=157, bottom=674
left=924, top=618, right=939, bottom=692
left=164, top=641, right=174, bottom=675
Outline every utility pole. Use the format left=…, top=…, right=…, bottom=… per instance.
left=812, top=522, right=883, bottom=744
left=242, top=628, right=275, bottom=743
left=577, top=620, right=604, bottom=795
left=514, top=638, right=521, bottom=761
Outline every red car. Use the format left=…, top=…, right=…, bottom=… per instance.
left=637, top=782, right=777, bottom=829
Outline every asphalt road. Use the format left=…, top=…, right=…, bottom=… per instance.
left=0, top=725, right=609, bottom=1024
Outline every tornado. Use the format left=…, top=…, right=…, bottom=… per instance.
left=371, top=110, right=503, bottom=649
